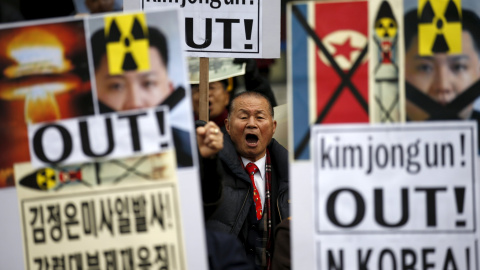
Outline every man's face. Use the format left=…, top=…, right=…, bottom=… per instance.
left=405, top=31, right=480, bottom=119
left=225, top=95, right=276, bottom=162
left=191, top=81, right=230, bottom=119
left=95, top=47, right=174, bottom=112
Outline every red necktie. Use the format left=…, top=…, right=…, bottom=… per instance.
left=245, top=162, right=262, bottom=220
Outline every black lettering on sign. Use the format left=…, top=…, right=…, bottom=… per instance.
left=454, top=187, right=466, bottom=227
left=79, top=117, right=115, bottom=157
left=414, top=187, right=447, bottom=227
left=118, top=112, right=148, bottom=152
left=154, top=245, right=169, bottom=269
left=30, top=108, right=167, bottom=166
left=318, top=134, right=464, bottom=175
left=374, top=188, right=409, bottom=228
left=378, top=249, right=396, bottom=269
left=350, top=246, right=468, bottom=269
left=184, top=16, right=256, bottom=50
left=186, top=17, right=212, bottom=49
left=325, top=186, right=464, bottom=229
left=146, top=0, right=256, bottom=9
left=244, top=19, right=253, bottom=49
left=328, top=249, right=343, bottom=270
left=151, top=191, right=174, bottom=231
left=215, top=18, right=240, bottom=49
left=358, top=249, right=372, bottom=270
left=401, top=248, right=417, bottom=269
left=33, top=124, right=73, bottom=164
left=326, top=188, right=365, bottom=228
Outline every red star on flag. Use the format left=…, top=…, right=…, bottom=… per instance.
left=331, top=37, right=360, bottom=62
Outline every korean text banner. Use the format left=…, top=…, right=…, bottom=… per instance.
left=288, top=0, right=369, bottom=161
left=291, top=121, right=479, bottom=269
left=15, top=150, right=187, bottom=270
left=124, top=0, right=280, bottom=58
left=0, top=8, right=196, bottom=185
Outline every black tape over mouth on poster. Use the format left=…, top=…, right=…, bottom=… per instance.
left=406, top=79, right=480, bottom=120
left=292, top=5, right=369, bottom=160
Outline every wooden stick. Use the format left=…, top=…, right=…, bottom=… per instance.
left=199, top=57, right=209, bottom=122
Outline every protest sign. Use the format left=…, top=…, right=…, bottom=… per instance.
left=0, top=8, right=196, bottom=187
left=368, top=0, right=405, bottom=123
left=28, top=107, right=173, bottom=168
left=15, top=150, right=186, bottom=270
left=288, top=0, right=369, bottom=161
left=291, top=121, right=479, bottom=269
left=403, top=0, right=480, bottom=151
left=0, top=8, right=209, bottom=270
left=124, top=0, right=280, bottom=58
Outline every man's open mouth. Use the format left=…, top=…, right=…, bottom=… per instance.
left=246, top=134, right=259, bottom=146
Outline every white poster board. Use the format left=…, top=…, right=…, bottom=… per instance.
left=292, top=121, right=480, bottom=269
left=124, top=0, right=280, bottom=58
left=28, top=107, right=173, bottom=168
left=15, top=153, right=186, bottom=269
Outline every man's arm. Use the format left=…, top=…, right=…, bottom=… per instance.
left=196, top=121, right=225, bottom=220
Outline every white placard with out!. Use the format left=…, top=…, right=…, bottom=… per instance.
left=124, top=0, right=280, bottom=58
left=292, top=121, right=480, bottom=269
left=28, top=107, right=172, bottom=168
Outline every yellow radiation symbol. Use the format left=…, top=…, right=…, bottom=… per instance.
left=104, top=13, right=150, bottom=75
left=36, top=168, right=57, bottom=190
left=375, top=18, right=398, bottom=39
left=418, top=0, right=462, bottom=56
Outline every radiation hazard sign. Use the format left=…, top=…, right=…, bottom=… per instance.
left=418, top=0, right=462, bottom=56
left=33, top=168, right=56, bottom=191
left=104, top=13, right=150, bottom=75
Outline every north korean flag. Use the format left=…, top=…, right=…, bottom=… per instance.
left=290, top=1, right=369, bottom=160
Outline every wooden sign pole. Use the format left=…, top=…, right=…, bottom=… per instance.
left=199, top=57, right=209, bottom=122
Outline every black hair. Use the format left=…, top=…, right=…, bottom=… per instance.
left=404, top=8, right=480, bottom=54
left=228, top=91, right=274, bottom=119
left=90, top=26, right=169, bottom=69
